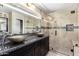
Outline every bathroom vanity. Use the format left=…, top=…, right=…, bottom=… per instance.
left=0, top=34, right=49, bottom=56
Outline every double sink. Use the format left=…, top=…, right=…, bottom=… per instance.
left=0, top=34, right=43, bottom=55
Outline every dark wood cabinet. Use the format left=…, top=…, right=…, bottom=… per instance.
left=2, top=36, right=49, bottom=56
left=8, top=44, right=34, bottom=56
left=34, top=40, right=41, bottom=56
left=40, top=37, right=49, bottom=56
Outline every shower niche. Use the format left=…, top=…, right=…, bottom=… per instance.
left=66, top=24, right=74, bottom=31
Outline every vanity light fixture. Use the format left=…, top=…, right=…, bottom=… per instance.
left=26, top=3, right=35, bottom=9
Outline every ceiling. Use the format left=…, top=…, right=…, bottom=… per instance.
left=0, top=3, right=79, bottom=16
left=1, top=3, right=78, bottom=13
left=34, top=3, right=79, bottom=13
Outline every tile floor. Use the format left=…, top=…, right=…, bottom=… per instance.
left=46, top=50, right=68, bottom=56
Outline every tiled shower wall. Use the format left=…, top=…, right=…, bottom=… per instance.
left=49, top=6, right=79, bottom=56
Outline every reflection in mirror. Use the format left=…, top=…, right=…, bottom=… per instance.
left=0, top=18, right=8, bottom=32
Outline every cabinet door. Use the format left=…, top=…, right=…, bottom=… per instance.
left=40, top=37, right=49, bottom=56
left=25, top=44, right=34, bottom=56
left=8, top=44, right=34, bottom=56
left=40, top=39, right=46, bottom=56
left=8, top=47, right=26, bottom=56
left=45, top=37, right=49, bottom=52
left=34, top=41, right=41, bottom=56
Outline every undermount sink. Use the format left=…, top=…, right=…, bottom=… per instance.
left=7, top=35, right=25, bottom=43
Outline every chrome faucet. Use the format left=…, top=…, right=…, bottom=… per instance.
left=0, top=31, right=13, bottom=54
left=1, top=31, right=13, bottom=49
left=1, top=31, right=9, bottom=51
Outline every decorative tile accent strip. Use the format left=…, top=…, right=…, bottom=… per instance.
left=52, top=27, right=66, bottom=29
left=25, top=26, right=79, bottom=29
left=74, top=26, right=79, bottom=29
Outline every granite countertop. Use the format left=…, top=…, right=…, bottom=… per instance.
left=0, top=34, right=48, bottom=55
